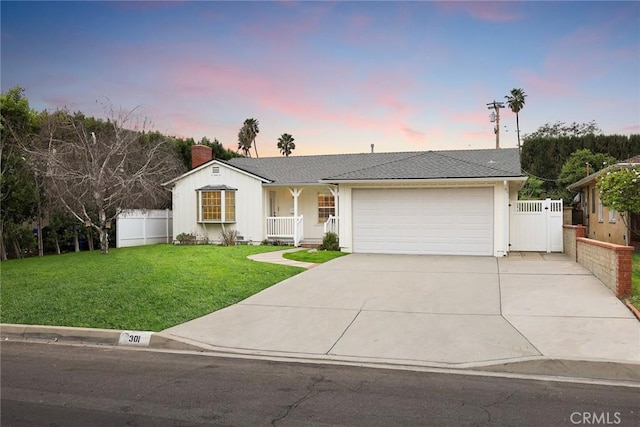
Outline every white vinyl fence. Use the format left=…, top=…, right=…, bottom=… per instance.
left=116, top=209, right=172, bottom=248
left=509, top=199, right=563, bottom=252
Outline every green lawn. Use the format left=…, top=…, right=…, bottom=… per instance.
left=631, top=252, right=640, bottom=311
left=0, top=245, right=303, bottom=331
left=283, top=249, right=348, bottom=264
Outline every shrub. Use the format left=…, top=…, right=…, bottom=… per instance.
left=176, top=232, right=195, bottom=245
left=261, top=239, right=284, bottom=246
left=220, top=228, right=239, bottom=246
left=320, top=232, right=339, bottom=251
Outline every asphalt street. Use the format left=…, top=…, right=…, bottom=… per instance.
left=2, top=341, right=639, bottom=426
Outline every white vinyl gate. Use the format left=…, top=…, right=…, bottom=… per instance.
left=509, top=199, right=563, bottom=252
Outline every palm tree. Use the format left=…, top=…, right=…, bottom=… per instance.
left=243, top=118, right=260, bottom=158
left=277, top=133, right=296, bottom=157
left=505, top=88, right=527, bottom=150
left=237, top=126, right=252, bottom=157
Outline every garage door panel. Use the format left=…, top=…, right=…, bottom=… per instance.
left=352, top=188, right=493, bottom=256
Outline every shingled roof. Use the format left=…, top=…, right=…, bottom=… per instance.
left=225, top=148, right=523, bottom=185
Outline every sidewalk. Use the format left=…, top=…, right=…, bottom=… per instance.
left=247, top=248, right=319, bottom=269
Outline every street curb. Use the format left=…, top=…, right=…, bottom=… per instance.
left=470, top=358, right=640, bottom=383
left=624, top=299, right=640, bottom=321
left=3, top=323, right=639, bottom=384
left=1, top=324, right=207, bottom=352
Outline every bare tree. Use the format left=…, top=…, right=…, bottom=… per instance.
left=28, top=106, right=185, bottom=254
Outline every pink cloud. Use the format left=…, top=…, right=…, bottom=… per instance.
left=157, top=57, right=421, bottom=152
left=164, top=52, right=425, bottom=139
left=515, top=69, right=575, bottom=98
left=402, top=126, right=426, bottom=145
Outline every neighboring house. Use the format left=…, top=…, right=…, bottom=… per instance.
left=162, top=146, right=526, bottom=257
left=567, top=155, right=640, bottom=248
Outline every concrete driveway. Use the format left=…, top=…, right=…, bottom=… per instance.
left=163, top=252, right=639, bottom=369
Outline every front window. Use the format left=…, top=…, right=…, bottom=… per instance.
left=318, top=193, right=335, bottom=223
left=198, top=187, right=236, bottom=222
left=598, top=199, right=603, bottom=222
left=609, top=209, right=616, bottom=223
left=202, top=191, right=222, bottom=221
left=225, top=191, right=235, bottom=221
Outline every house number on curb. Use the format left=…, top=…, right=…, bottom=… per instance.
left=118, top=331, right=152, bottom=347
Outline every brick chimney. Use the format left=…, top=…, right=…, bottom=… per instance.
left=191, top=144, right=213, bottom=169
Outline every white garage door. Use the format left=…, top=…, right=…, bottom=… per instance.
left=352, top=188, right=494, bottom=256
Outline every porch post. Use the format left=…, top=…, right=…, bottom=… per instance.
left=329, top=186, right=339, bottom=233
left=289, top=187, right=303, bottom=218
left=329, top=186, right=339, bottom=219
left=289, top=187, right=303, bottom=245
left=503, top=180, right=509, bottom=257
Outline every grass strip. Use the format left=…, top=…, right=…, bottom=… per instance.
left=0, top=245, right=303, bottom=331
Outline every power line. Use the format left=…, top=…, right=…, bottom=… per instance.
left=521, top=169, right=560, bottom=182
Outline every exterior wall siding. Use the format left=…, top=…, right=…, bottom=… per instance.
left=580, top=182, right=629, bottom=245
left=171, top=163, right=264, bottom=243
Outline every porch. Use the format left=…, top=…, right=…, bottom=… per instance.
left=266, top=215, right=338, bottom=247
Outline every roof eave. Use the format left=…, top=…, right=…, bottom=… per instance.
left=262, top=182, right=330, bottom=187
left=319, top=176, right=528, bottom=185
left=566, top=161, right=640, bottom=191
left=162, top=159, right=273, bottom=187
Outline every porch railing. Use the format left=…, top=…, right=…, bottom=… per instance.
left=323, top=215, right=339, bottom=235
left=266, top=215, right=304, bottom=246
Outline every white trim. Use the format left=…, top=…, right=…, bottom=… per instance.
left=163, top=159, right=271, bottom=187
left=317, top=190, right=336, bottom=224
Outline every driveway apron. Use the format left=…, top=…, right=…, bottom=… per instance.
left=163, top=253, right=640, bottom=367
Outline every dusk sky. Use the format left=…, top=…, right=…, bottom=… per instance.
left=2, top=1, right=639, bottom=157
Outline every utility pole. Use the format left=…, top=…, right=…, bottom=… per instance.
left=487, top=100, right=505, bottom=149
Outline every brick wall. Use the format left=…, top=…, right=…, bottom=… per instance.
left=563, top=207, right=573, bottom=225
left=563, top=225, right=585, bottom=262
left=575, top=238, right=633, bottom=298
